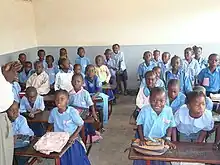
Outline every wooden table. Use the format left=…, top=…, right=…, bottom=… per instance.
left=27, top=111, right=50, bottom=123
left=128, top=142, right=220, bottom=164
left=14, top=137, right=72, bottom=165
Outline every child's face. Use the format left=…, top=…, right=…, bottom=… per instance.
left=55, top=93, right=69, bottom=113
left=105, top=51, right=112, bottom=59
left=46, top=56, right=53, bottom=65
left=153, top=68, right=161, bottom=79
left=74, top=65, right=81, bottom=74
left=188, top=96, right=206, bottom=117
left=34, top=63, right=44, bottom=74
left=208, top=55, right=218, bottom=68
left=184, top=50, right=192, bottom=61
left=96, top=57, right=104, bottom=67
left=78, top=49, right=85, bottom=57
left=153, top=51, right=160, bottom=61
left=38, top=52, right=45, bottom=61
left=162, top=54, right=170, bottom=64
left=145, top=74, right=156, bottom=89
left=171, top=58, right=181, bottom=70
left=194, top=48, right=202, bottom=57
left=61, top=60, right=70, bottom=70
left=60, top=49, right=67, bottom=57
left=25, top=63, right=32, bottom=72
left=86, top=66, right=95, bottom=78
left=72, top=76, right=83, bottom=90
left=19, top=55, right=26, bottom=64
left=143, top=52, right=152, bottom=63
left=112, top=45, right=120, bottom=54
left=168, top=85, right=179, bottom=100
left=150, top=92, right=166, bottom=113
left=7, top=102, right=19, bottom=122
left=26, top=91, right=37, bottom=104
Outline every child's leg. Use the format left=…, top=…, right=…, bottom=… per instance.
left=122, top=70, right=128, bottom=95
left=116, top=73, right=122, bottom=94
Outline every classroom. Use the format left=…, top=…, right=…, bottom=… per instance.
left=0, top=0, right=220, bottom=165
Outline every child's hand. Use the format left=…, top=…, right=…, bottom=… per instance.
left=165, top=140, right=176, bottom=149
left=28, top=113, right=35, bottom=118
left=139, top=139, right=146, bottom=146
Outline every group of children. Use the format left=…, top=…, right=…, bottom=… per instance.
left=134, top=46, right=220, bottom=165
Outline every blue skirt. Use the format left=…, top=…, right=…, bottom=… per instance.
left=61, top=140, right=91, bottom=165
left=103, top=89, right=115, bottom=101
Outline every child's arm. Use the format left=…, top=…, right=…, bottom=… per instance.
left=90, top=105, right=98, bottom=121
left=137, top=125, right=146, bottom=146
left=197, top=130, right=207, bottom=142
left=68, top=125, right=83, bottom=143
left=171, top=127, right=177, bottom=141
left=47, top=123, right=53, bottom=132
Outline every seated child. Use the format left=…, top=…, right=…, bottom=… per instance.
left=197, top=53, right=220, bottom=96
left=20, top=87, right=45, bottom=136
left=165, top=55, right=192, bottom=94
left=57, top=48, right=74, bottom=71
left=18, top=53, right=27, bottom=72
left=12, top=81, right=21, bottom=103
left=193, top=86, right=213, bottom=111
left=137, top=51, right=156, bottom=82
left=48, top=89, right=91, bottom=165
left=36, top=49, right=47, bottom=68
left=172, top=91, right=214, bottom=165
left=75, top=47, right=90, bottom=74
left=74, top=64, right=85, bottom=78
left=55, top=58, right=74, bottom=92
left=26, top=61, right=50, bottom=95
left=167, top=79, right=186, bottom=113
left=193, top=46, right=207, bottom=70
left=69, top=74, right=98, bottom=136
left=18, top=61, right=34, bottom=90
left=151, top=49, right=162, bottom=65
left=45, top=55, right=59, bottom=91
left=158, top=52, right=171, bottom=81
left=134, top=87, right=176, bottom=165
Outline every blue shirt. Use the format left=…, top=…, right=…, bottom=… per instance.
left=196, top=57, right=207, bottom=71
left=18, top=69, right=34, bottom=83
left=151, top=59, right=162, bottom=66
left=75, top=56, right=90, bottom=74
left=167, top=92, right=186, bottom=113
left=12, top=82, right=21, bottom=103
left=20, top=95, right=45, bottom=113
left=137, top=61, right=156, bottom=80
left=69, top=88, right=94, bottom=109
left=48, top=106, right=84, bottom=135
left=136, top=105, right=176, bottom=139
left=12, top=115, right=34, bottom=136
left=84, top=76, right=102, bottom=93
left=206, top=97, right=213, bottom=111
left=158, top=62, right=170, bottom=81
left=198, top=67, right=220, bottom=92
left=45, top=65, right=59, bottom=85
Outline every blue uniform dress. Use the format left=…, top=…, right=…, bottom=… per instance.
left=137, top=61, right=156, bottom=81
left=20, top=95, right=45, bottom=136
left=166, top=92, right=186, bottom=113
left=134, top=105, right=176, bottom=165
left=206, top=97, right=213, bottom=111
left=158, top=62, right=170, bottom=81
left=18, top=69, right=34, bottom=84
left=75, top=56, right=90, bottom=74
left=165, top=69, right=192, bottom=94
left=12, top=82, right=21, bottom=103
left=48, top=106, right=91, bottom=165
left=197, top=67, right=220, bottom=96
left=68, top=88, right=96, bottom=136
left=45, top=65, right=59, bottom=85
left=84, top=76, right=109, bottom=124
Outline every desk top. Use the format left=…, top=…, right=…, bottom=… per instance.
left=14, top=137, right=71, bottom=159
left=102, top=84, right=116, bottom=90
left=129, top=142, right=220, bottom=164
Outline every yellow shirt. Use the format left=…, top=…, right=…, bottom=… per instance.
left=95, top=65, right=111, bottom=83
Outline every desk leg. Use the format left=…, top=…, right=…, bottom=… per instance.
left=146, top=160, right=150, bottom=165
left=55, top=158, right=60, bottom=165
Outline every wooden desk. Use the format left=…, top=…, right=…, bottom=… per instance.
left=27, top=111, right=50, bottom=123
left=128, top=142, right=220, bottom=164
left=14, top=138, right=72, bottom=165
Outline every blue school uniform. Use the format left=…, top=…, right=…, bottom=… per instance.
left=197, top=57, right=207, bottom=71
left=206, top=97, right=213, bottom=111
left=45, top=65, right=59, bottom=85
left=18, top=69, right=34, bottom=83
left=75, top=56, right=90, bottom=74
left=197, top=67, right=220, bottom=95
left=48, top=106, right=90, bottom=165
left=165, top=69, right=192, bottom=94
left=158, top=62, right=170, bottom=81
left=137, top=61, right=156, bottom=80
left=151, top=59, right=162, bottom=66
left=134, top=105, right=176, bottom=165
left=12, top=82, right=21, bottom=103
left=20, top=95, right=45, bottom=136
left=166, top=92, right=186, bottom=113
left=182, top=59, right=200, bottom=83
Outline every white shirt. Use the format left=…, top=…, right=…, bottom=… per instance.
left=113, top=51, right=126, bottom=71
left=136, top=87, right=150, bottom=109
left=0, top=68, right=14, bottom=112
left=182, top=59, right=200, bottom=80
left=55, top=70, right=74, bottom=92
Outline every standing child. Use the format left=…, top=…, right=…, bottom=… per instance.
left=55, top=58, right=74, bottom=92
left=158, top=52, right=171, bottom=81
left=134, top=87, right=176, bottom=165
left=75, top=47, right=90, bottom=74
left=152, top=49, right=161, bottom=65
left=60, top=48, right=68, bottom=58
left=197, top=53, right=220, bottom=96
left=48, top=89, right=91, bottom=165
left=165, top=55, right=192, bottom=94
left=37, top=49, right=47, bottom=68
left=112, top=44, right=128, bottom=95
left=74, top=64, right=85, bottom=78
left=26, top=61, right=50, bottom=95
left=137, top=51, right=156, bottom=82
left=45, top=55, right=59, bottom=91
left=20, top=87, right=45, bottom=136
left=193, top=46, right=207, bottom=70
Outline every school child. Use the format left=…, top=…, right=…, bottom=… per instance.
left=153, top=66, right=165, bottom=88
left=45, top=55, right=59, bottom=91
left=182, top=47, right=200, bottom=84
left=134, top=87, right=176, bottom=165
left=26, top=61, right=50, bottom=95
left=60, top=47, right=68, bottom=58
left=197, top=53, right=220, bottom=96
left=193, top=46, right=207, bottom=70
left=36, top=49, right=47, bottom=68
left=137, top=51, right=156, bottom=82
left=18, top=61, right=34, bottom=90
left=69, top=74, right=99, bottom=136
left=48, top=89, right=91, bottom=165
left=165, top=55, right=192, bottom=94
left=152, top=49, right=162, bottom=65
left=112, top=44, right=128, bottom=95
left=167, top=79, right=186, bottom=113
left=18, top=53, right=27, bottom=72
left=172, top=91, right=214, bottom=165
left=75, top=47, right=90, bottom=74
left=158, top=52, right=171, bottom=81
left=12, top=81, right=21, bottom=103
left=20, top=87, right=45, bottom=136
left=74, top=64, right=85, bottom=78
left=84, top=65, right=109, bottom=127
left=55, top=58, right=74, bottom=92
left=193, top=86, right=213, bottom=111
